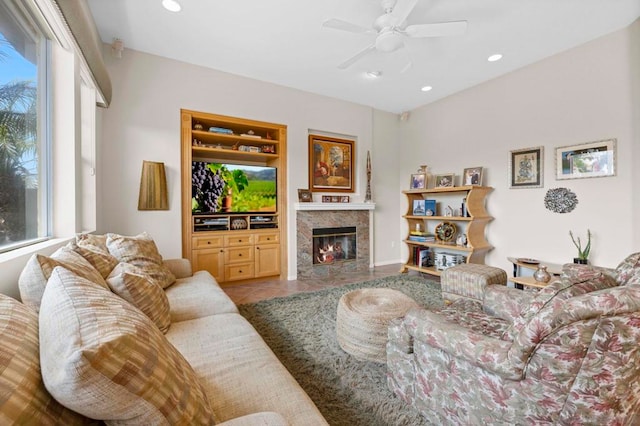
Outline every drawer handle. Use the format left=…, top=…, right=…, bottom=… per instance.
left=238, top=253, right=242, bottom=257
left=266, top=237, right=271, bottom=241
left=239, top=270, right=242, bottom=273
left=238, top=239, right=242, bottom=242
left=256, top=246, right=260, bottom=250
left=207, top=241, right=211, bottom=245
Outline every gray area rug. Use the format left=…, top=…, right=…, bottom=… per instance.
left=238, top=274, right=444, bottom=426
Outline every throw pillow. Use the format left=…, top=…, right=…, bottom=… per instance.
left=0, top=294, right=91, bottom=425
left=106, top=263, right=171, bottom=333
left=18, top=245, right=108, bottom=312
left=615, top=252, right=640, bottom=286
left=74, top=234, right=119, bottom=278
left=106, top=232, right=176, bottom=289
left=39, top=266, right=215, bottom=425
left=502, top=270, right=617, bottom=341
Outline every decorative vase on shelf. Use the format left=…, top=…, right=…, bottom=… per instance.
left=533, top=265, right=551, bottom=283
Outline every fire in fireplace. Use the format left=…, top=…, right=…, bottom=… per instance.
left=312, top=226, right=357, bottom=265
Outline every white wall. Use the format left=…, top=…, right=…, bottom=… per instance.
left=97, top=48, right=401, bottom=277
left=401, top=22, right=639, bottom=272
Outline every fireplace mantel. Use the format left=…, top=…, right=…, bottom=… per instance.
left=294, top=202, right=375, bottom=211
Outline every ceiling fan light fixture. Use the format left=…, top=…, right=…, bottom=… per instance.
left=488, top=54, right=503, bottom=62
left=375, top=30, right=404, bottom=52
left=162, top=0, right=181, bottom=12
left=421, top=85, right=433, bottom=92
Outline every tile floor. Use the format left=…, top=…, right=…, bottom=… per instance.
left=222, top=263, right=431, bottom=305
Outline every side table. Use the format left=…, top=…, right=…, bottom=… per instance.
left=507, top=257, right=562, bottom=290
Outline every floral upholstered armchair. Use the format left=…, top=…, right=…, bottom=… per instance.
left=387, top=253, right=640, bottom=425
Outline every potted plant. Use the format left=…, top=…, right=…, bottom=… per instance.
left=570, top=229, right=591, bottom=264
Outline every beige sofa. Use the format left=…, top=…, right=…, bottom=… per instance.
left=1, top=232, right=328, bottom=425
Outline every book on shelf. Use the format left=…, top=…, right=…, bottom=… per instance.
left=409, top=235, right=435, bottom=242
left=409, top=230, right=432, bottom=236
left=240, top=133, right=262, bottom=139
left=209, top=126, right=234, bottom=134
left=412, top=246, right=432, bottom=267
left=424, top=199, right=437, bottom=216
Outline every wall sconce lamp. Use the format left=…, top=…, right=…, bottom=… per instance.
left=138, top=161, right=169, bottom=210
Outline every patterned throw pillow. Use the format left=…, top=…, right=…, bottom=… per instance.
left=106, top=232, right=176, bottom=289
left=18, top=245, right=109, bottom=312
left=39, top=267, right=215, bottom=425
left=74, top=234, right=119, bottom=278
left=0, top=294, right=91, bottom=425
left=502, top=270, right=618, bottom=341
left=106, top=263, right=171, bottom=333
left=615, top=252, right=640, bottom=286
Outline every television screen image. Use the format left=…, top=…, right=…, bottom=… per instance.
left=192, top=162, right=277, bottom=213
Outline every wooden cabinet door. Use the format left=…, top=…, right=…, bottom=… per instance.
left=255, top=243, right=280, bottom=278
left=192, top=248, right=224, bottom=282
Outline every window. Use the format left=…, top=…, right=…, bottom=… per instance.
left=0, top=3, right=50, bottom=253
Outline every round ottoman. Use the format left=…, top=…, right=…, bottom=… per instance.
left=336, top=288, right=419, bottom=363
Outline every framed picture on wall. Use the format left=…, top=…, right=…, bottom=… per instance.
left=555, top=139, right=616, bottom=180
left=308, top=134, right=354, bottom=192
left=509, top=146, right=543, bottom=188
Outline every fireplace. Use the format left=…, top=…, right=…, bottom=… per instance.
left=313, top=226, right=357, bottom=265
left=295, top=204, right=374, bottom=279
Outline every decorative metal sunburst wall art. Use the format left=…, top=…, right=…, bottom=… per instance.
left=544, top=187, right=578, bottom=213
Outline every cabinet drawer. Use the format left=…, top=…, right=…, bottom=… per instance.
left=224, top=235, right=253, bottom=247
left=255, top=233, right=279, bottom=244
left=192, top=235, right=224, bottom=249
left=225, top=246, right=254, bottom=263
left=224, top=263, right=254, bottom=281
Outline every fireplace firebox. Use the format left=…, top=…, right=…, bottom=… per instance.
left=312, top=226, right=357, bottom=265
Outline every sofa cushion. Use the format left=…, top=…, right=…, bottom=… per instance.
left=165, top=271, right=238, bottom=322
left=106, top=232, right=176, bottom=289
left=39, top=266, right=215, bottom=425
left=615, top=252, right=640, bottom=286
left=18, top=245, right=108, bottom=312
left=165, top=313, right=326, bottom=425
left=0, top=294, right=91, bottom=425
left=74, top=233, right=119, bottom=278
left=106, top=263, right=171, bottom=333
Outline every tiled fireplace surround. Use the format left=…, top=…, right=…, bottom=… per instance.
left=296, top=203, right=375, bottom=279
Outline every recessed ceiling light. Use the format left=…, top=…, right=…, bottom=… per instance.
left=162, top=0, right=181, bottom=12
left=366, top=71, right=382, bottom=78
left=420, top=86, right=432, bottom=92
left=488, top=54, right=503, bottom=62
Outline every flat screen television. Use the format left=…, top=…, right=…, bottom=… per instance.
left=192, top=161, right=277, bottom=214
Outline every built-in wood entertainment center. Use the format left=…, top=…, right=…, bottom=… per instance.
left=180, top=109, right=287, bottom=284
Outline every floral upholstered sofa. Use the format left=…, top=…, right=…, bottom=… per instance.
left=387, top=254, right=640, bottom=425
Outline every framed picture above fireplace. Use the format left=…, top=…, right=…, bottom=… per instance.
left=309, top=134, right=354, bottom=193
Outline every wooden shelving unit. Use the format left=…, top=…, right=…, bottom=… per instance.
left=400, top=185, right=493, bottom=277
left=181, top=109, right=287, bottom=284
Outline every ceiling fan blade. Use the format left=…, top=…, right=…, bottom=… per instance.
left=390, top=0, right=418, bottom=24
left=322, top=18, right=374, bottom=34
left=337, top=44, right=376, bottom=69
left=400, top=43, right=413, bottom=73
left=405, top=20, right=468, bottom=38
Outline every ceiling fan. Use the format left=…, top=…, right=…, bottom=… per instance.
left=323, top=0, right=467, bottom=71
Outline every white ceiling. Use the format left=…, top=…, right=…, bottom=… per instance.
left=87, top=0, right=640, bottom=114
